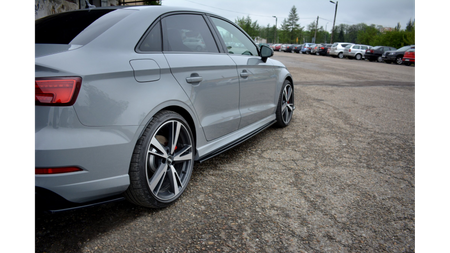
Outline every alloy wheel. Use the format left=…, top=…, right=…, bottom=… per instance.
left=281, top=83, right=294, bottom=124
left=146, top=120, right=193, bottom=202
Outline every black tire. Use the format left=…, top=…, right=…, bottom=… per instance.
left=275, top=80, right=294, bottom=128
left=395, top=56, right=403, bottom=65
left=125, top=110, right=195, bottom=208
left=338, top=52, right=344, bottom=59
left=377, top=56, right=383, bottom=62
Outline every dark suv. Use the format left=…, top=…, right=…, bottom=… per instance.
left=365, top=46, right=397, bottom=62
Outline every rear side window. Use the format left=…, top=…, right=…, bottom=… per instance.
left=162, top=14, right=219, bottom=53
left=35, top=9, right=132, bottom=45
left=138, top=21, right=162, bottom=52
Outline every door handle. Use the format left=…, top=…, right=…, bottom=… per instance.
left=186, top=73, right=203, bottom=83
left=240, top=70, right=249, bottom=78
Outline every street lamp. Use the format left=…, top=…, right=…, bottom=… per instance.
left=273, top=16, right=277, bottom=44
left=329, top=0, right=338, bottom=44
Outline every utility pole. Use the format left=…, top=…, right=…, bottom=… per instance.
left=330, top=1, right=338, bottom=44
left=273, top=16, right=277, bottom=43
left=313, top=16, right=319, bottom=44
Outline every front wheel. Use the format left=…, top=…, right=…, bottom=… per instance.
left=275, top=80, right=295, bottom=127
left=395, top=56, right=403, bottom=65
left=125, top=110, right=195, bottom=208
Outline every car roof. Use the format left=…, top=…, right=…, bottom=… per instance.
left=109, top=5, right=220, bottom=15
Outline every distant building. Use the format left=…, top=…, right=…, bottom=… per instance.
left=379, top=27, right=393, bottom=33
left=254, top=37, right=267, bottom=44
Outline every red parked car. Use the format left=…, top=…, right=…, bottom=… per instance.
left=402, top=48, right=415, bottom=66
left=272, top=44, right=282, bottom=51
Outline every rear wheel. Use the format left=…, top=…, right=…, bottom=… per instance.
left=377, top=56, right=383, bottom=62
left=355, top=54, right=362, bottom=60
left=275, top=80, right=294, bottom=128
left=395, top=56, right=403, bottom=65
left=125, top=110, right=194, bottom=208
left=338, top=52, right=344, bottom=59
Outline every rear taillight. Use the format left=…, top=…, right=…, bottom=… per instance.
left=35, top=167, right=83, bottom=174
left=349, top=49, right=351, bottom=52
left=321, top=47, right=324, bottom=50
left=35, top=77, right=81, bottom=106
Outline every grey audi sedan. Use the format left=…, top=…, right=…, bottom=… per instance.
left=35, top=6, right=294, bottom=211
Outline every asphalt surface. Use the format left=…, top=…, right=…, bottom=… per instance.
left=35, top=52, right=415, bottom=252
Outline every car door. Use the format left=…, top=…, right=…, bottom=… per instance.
left=161, top=14, right=240, bottom=141
left=209, top=17, right=277, bottom=129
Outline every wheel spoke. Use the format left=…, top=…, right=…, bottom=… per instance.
left=283, top=87, right=287, bottom=101
left=284, top=86, right=292, bottom=102
left=170, top=121, right=182, bottom=155
left=168, top=165, right=182, bottom=196
left=149, top=136, right=168, bottom=158
left=286, top=102, right=294, bottom=111
left=281, top=103, right=287, bottom=114
left=283, top=106, right=290, bottom=122
left=173, top=145, right=193, bottom=163
left=148, top=163, right=168, bottom=196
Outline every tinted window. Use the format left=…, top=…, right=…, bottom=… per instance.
left=35, top=9, right=131, bottom=45
left=138, top=21, right=162, bottom=52
left=211, top=17, right=258, bottom=56
left=162, top=14, right=219, bottom=53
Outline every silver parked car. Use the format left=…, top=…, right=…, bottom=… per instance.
left=329, top=42, right=354, bottom=59
left=35, top=6, right=295, bottom=211
left=343, top=44, right=372, bottom=60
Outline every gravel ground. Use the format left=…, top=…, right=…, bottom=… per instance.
left=36, top=52, right=415, bottom=252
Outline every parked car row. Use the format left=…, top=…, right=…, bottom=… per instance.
left=271, top=42, right=415, bottom=66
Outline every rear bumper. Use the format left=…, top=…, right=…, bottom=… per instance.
left=35, top=106, right=139, bottom=204
left=403, top=58, right=415, bottom=63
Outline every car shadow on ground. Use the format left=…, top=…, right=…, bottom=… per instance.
left=35, top=200, right=162, bottom=252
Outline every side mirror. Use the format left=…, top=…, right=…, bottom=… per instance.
left=260, top=45, right=273, bottom=63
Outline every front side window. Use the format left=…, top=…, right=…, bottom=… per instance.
left=162, top=14, right=219, bottom=53
left=210, top=17, right=258, bottom=56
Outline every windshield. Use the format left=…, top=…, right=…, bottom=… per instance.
left=397, top=46, right=412, bottom=51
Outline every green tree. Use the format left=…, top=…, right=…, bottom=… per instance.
left=260, top=24, right=277, bottom=44
left=356, top=24, right=379, bottom=45
left=280, top=6, right=302, bottom=43
left=406, top=19, right=415, bottom=32
left=235, top=15, right=260, bottom=39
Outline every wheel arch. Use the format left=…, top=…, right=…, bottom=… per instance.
left=162, top=105, right=197, bottom=147
left=285, top=75, right=293, bottom=86
left=133, top=102, right=201, bottom=161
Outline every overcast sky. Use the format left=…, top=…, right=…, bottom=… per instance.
left=161, top=0, right=415, bottom=32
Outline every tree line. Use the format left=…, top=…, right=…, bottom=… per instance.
left=235, top=6, right=415, bottom=49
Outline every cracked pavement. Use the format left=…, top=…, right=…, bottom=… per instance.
left=36, top=52, right=415, bottom=252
